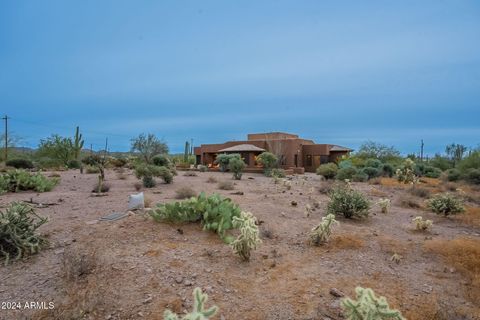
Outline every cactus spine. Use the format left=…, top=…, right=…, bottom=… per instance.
left=164, top=287, right=218, bottom=320
left=309, top=213, right=338, bottom=245
left=342, top=287, right=405, bottom=320
left=231, top=211, right=261, bottom=261
left=73, top=126, right=84, bottom=160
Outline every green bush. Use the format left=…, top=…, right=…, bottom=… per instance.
left=67, top=159, right=81, bottom=169
left=85, top=165, right=100, bottom=174
left=109, top=157, right=128, bottom=168
left=152, top=154, right=170, bottom=167
left=228, top=157, right=246, bottom=180
left=256, top=152, right=278, bottom=176
left=361, top=167, right=381, bottom=180
left=445, top=168, right=461, bottom=181
left=316, top=163, right=338, bottom=179
left=427, top=193, right=465, bottom=216
left=0, top=170, right=59, bottom=194
left=364, top=158, right=383, bottom=168
left=271, top=168, right=286, bottom=178
left=5, top=158, right=34, bottom=169
left=423, top=166, right=442, bottom=178
left=352, top=171, right=369, bottom=182
left=464, top=168, right=480, bottom=185
left=338, top=159, right=353, bottom=169
left=458, top=150, right=480, bottom=173
left=0, top=202, right=48, bottom=265
left=381, top=163, right=395, bottom=177
left=198, top=165, right=208, bottom=172
left=429, top=155, right=453, bottom=171
left=327, top=183, right=370, bottom=218
left=215, top=154, right=240, bottom=172
left=135, top=164, right=173, bottom=187
left=336, top=167, right=357, bottom=181
left=150, top=192, right=241, bottom=242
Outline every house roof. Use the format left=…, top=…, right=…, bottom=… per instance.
left=330, top=145, right=353, bottom=152
left=218, top=144, right=266, bottom=152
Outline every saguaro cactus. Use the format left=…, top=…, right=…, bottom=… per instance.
left=73, top=126, right=84, bottom=160
left=164, top=287, right=218, bottom=320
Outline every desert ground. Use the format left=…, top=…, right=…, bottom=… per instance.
left=1, top=169, right=479, bottom=320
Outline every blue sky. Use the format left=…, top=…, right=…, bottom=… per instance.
left=1, top=1, right=479, bottom=155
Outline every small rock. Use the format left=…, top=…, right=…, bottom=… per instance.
left=137, top=312, right=144, bottom=317
left=291, top=201, right=297, bottom=206
left=175, top=276, right=184, bottom=284
left=143, top=296, right=153, bottom=304
left=329, top=288, right=344, bottom=298
left=184, top=280, right=193, bottom=286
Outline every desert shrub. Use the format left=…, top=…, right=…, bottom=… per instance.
left=109, top=157, right=128, bottom=168
left=206, top=176, right=217, bottom=183
left=365, top=158, right=383, bottom=168
left=327, top=183, right=370, bottom=218
left=130, top=133, right=168, bottom=164
left=175, top=186, right=196, bottom=199
left=184, top=171, right=198, bottom=177
left=309, top=214, right=338, bottom=246
left=135, top=164, right=173, bottom=187
left=91, top=180, right=110, bottom=193
left=318, top=181, right=333, bottom=194
left=408, top=186, right=431, bottom=198
left=134, top=181, right=143, bottom=191
left=270, top=168, right=286, bottom=178
left=445, top=168, right=461, bottom=182
left=0, top=202, right=48, bottom=265
left=62, top=246, right=97, bottom=281
left=218, top=180, right=234, bottom=190
left=424, top=166, right=442, bottom=178
left=342, top=287, right=405, bottom=320
left=412, top=216, right=433, bottom=231
left=67, top=159, right=81, bottom=169
left=228, top=157, right=246, bottom=180
left=397, top=196, right=421, bottom=209
left=361, top=167, right=381, bottom=180
left=457, top=150, right=480, bottom=173
left=381, top=163, right=395, bottom=177
left=464, top=168, right=480, bottom=185
left=198, top=165, right=208, bottom=172
left=152, top=154, right=170, bottom=167
left=377, top=198, right=390, bottom=214
left=0, top=170, right=58, bottom=194
left=339, top=159, right=353, bottom=169
left=427, top=193, right=465, bottom=216
left=352, top=171, right=369, bottom=182
left=36, top=134, right=76, bottom=166
left=5, top=158, right=34, bottom=169
left=429, top=155, right=453, bottom=171
left=215, top=153, right=240, bottom=172
left=150, top=192, right=241, bottom=241
left=316, top=163, right=338, bottom=179
left=85, top=165, right=100, bottom=174
left=256, top=152, right=278, bottom=176
left=336, top=167, right=357, bottom=181
left=164, top=287, right=218, bottom=320
left=231, top=211, right=262, bottom=261
left=396, top=159, right=417, bottom=184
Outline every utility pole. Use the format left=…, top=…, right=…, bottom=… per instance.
left=2, top=115, right=8, bottom=161
left=420, top=139, right=424, bottom=161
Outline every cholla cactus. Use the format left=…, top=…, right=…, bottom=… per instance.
left=342, top=287, right=405, bottom=320
left=309, top=214, right=338, bottom=246
left=283, top=180, right=292, bottom=190
left=412, top=216, right=433, bottom=231
left=377, top=198, right=390, bottom=214
left=0, top=202, right=48, bottom=265
left=390, top=253, right=402, bottom=264
left=427, top=193, right=465, bottom=216
left=395, top=159, right=417, bottom=184
left=231, top=211, right=262, bottom=261
left=164, top=287, right=218, bottom=320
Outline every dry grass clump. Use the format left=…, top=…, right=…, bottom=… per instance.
left=397, top=195, right=422, bottom=209
left=456, top=206, right=480, bottom=228
left=442, top=182, right=459, bottom=192
left=144, top=195, right=153, bottom=208
left=116, top=168, right=128, bottom=180
left=369, top=187, right=388, bottom=197
left=378, top=178, right=407, bottom=188
left=48, top=172, right=61, bottom=178
left=183, top=171, right=197, bottom=177
left=408, top=185, right=431, bottom=198
left=206, top=176, right=218, bottom=183
left=317, top=181, right=333, bottom=194
left=134, top=181, right=142, bottom=191
left=218, top=180, right=234, bottom=190
left=377, top=235, right=412, bottom=256
left=175, top=186, right=197, bottom=199
left=62, top=246, right=97, bottom=282
left=424, top=237, right=480, bottom=302
left=91, top=182, right=111, bottom=193
left=368, top=177, right=382, bottom=185
left=331, top=233, right=364, bottom=250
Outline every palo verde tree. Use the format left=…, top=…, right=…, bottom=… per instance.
left=131, top=133, right=168, bottom=164
left=445, top=143, right=467, bottom=167
left=36, top=134, right=75, bottom=166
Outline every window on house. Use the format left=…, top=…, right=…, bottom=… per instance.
left=320, top=155, right=329, bottom=164
left=305, top=155, right=313, bottom=167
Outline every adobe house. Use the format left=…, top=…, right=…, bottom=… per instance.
left=194, top=132, right=352, bottom=173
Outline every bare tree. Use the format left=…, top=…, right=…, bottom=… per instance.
left=131, top=133, right=168, bottom=164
